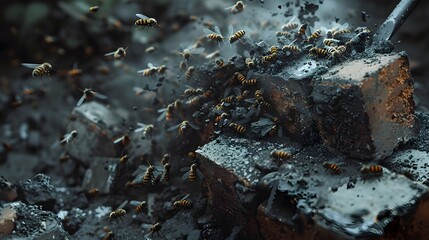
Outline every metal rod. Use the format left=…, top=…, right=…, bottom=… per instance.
left=374, top=0, right=421, bottom=43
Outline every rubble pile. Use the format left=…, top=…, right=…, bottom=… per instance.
left=0, top=0, right=426, bottom=239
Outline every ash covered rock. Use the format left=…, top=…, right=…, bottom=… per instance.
left=312, top=52, right=416, bottom=160
left=197, top=135, right=301, bottom=238
left=3, top=202, right=69, bottom=240
left=0, top=176, right=18, bottom=202
left=257, top=143, right=429, bottom=239
left=64, top=102, right=123, bottom=166
left=18, top=174, right=56, bottom=211
left=81, top=157, right=127, bottom=195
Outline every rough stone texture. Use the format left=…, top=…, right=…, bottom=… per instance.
left=196, top=136, right=301, bottom=238
left=64, top=102, right=123, bottom=166
left=0, top=206, right=16, bottom=238
left=256, top=58, right=325, bottom=146
left=19, top=174, right=56, bottom=211
left=0, top=176, right=18, bottom=202
left=312, top=52, right=416, bottom=160
left=81, top=157, right=124, bottom=194
left=3, top=202, right=69, bottom=240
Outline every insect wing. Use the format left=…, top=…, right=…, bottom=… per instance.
left=147, top=63, right=155, bottom=69
left=104, top=51, right=116, bottom=56
left=181, top=171, right=190, bottom=181
left=113, top=136, right=124, bottom=144
left=21, top=63, right=40, bottom=69
left=116, top=200, right=128, bottom=210
left=203, top=28, right=216, bottom=36
left=166, top=123, right=181, bottom=132
left=94, top=92, right=108, bottom=100
left=136, top=13, right=149, bottom=19
left=76, top=94, right=86, bottom=107
left=190, top=47, right=205, bottom=54
left=188, top=122, right=200, bottom=130
left=228, top=24, right=234, bottom=36
left=180, top=194, right=190, bottom=201
left=157, top=111, right=167, bottom=122
left=214, top=26, right=221, bottom=35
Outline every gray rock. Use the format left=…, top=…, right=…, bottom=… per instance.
left=312, top=52, right=417, bottom=160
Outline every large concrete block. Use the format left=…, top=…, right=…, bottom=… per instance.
left=257, top=145, right=429, bottom=239
left=64, top=102, right=123, bottom=166
left=196, top=136, right=301, bottom=238
left=256, top=58, right=323, bottom=146
left=312, top=52, right=416, bottom=160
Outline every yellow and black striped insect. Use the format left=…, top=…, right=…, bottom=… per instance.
left=234, top=72, right=246, bottom=84
left=183, top=88, right=204, bottom=97
left=215, top=112, right=229, bottom=125
left=308, top=47, right=328, bottom=58
left=179, top=45, right=205, bottom=61
left=332, top=29, right=352, bottom=38
left=281, top=17, right=299, bottom=31
left=185, top=66, right=195, bottom=80
left=307, top=29, right=322, bottom=43
left=225, top=1, right=245, bottom=14
left=215, top=58, right=225, bottom=68
left=22, top=62, right=54, bottom=79
left=142, top=164, right=155, bottom=184
left=160, top=153, right=170, bottom=165
left=255, top=89, right=264, bottom=102
left=137, top=63, right=158, bottom=77
left=221, top=96, right=235, bottom=103
left=243, top=51, right=255, bottom=69
left=173, top=194, right=192, bottom=209
left=182, top=163, right=203, bottom=182
left=157, top=65, right=167, bottom=74
left=167, top=120, right=200, bottom=135
left=328, top=45, right=347, bottom=60
left=162, top=163, right=171, bottom=183
left=119, top=154, right=128, bottom=164
left=228, top=25, right=246, bottom=44
left=203, top=26, right=224, bottom=44
left=271, top=150, right=291, bottom=160
left=361, top=165, right=383, bottom=175
left=323, top=162, right=340, bottom=174
left=130, top=200, right=148, bottom=214
left=261, top=53, right=277, bottom=63
left=134, top=123, right=154, bottom=139
left=242, top=79, right=257, bottom=86
left=157, top=103, right=177, bottom=122
left=104, top=47, right=128, bottom=60
left=270, top=46, right=279, bottom=54
left=67, top=63, right=82, bottom=78
left=108, top=201, right=127, bottom=223
left=282, top=44, right=301, bottom=54
left=87, top=188, right=100, bottom=198
left=261, top=113, right=283, bottom=137
left=276, top=31, right=293, bottom=38
left=297, top=23, right=308, bottom=37
left=89, top=6, right=100, bottom=13
left=76, top=87, right=108, bottom=107
left=236, top=90, right=250, bottom=102
left=135, top=14, right=159, bottom=28
left=323, top=38, right=340, bottom=47
left=229, top=123, right=247, bottom=134
left=144, top=222, right=164, bottom=239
